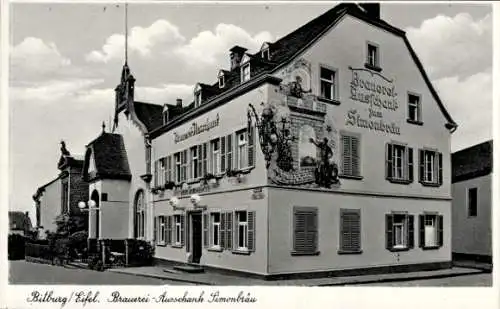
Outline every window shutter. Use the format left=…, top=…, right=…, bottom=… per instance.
left=342, top=135, right=351, bottom=175
left=226, top=212, right=233, bottom=250
left=248, top=126, right=255, bottom=168
left=180, top=215, right=185, bottom=246
left=340, top=209, right=361, bottom=252
left=203, top=213, right=209, bottom=248
left=294, top=211, right=306, bottom=252
left=166, top=216, right=172, bottom=245
left=310, top=209, right=318, bottom=252
left=386, top=143, right=393, bottom=179
left=172, top=155, right=177, bottom=183
left=220, top=213, right=226, bottom=249
left=419, top=149, right=424, bottom=182
left=438, top=215, right=444, bottom=247
left=198, top=145, right=203, bottom=178
left=226, top=134, right=233, bottom=170
left=352, top=136, right=360, bottom=176
left=248, top=211, right=256, bottom=251
left=385, top=214, right=393, bottom=250
left=154, top=217, right=158, bottom=243
left=203, top=143, right=208, bottom=176
left=408, top=147, right=414, bottom=182
left=154, top=160, right=158, bottom=187
left=221, top=137, right=226, bottom=171
left=185, top=215, right=190, bottom=252
left=419, top=215, right=425, bottom=248
left=438, top=153, right=443, bottom=185
left=408, top=215, right=414, bottom=248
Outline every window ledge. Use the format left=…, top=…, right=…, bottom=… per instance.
left=338, top=250, right=363, bottom=255
left=208, top=247, right=224, bottom=252
left=317, top=97, right=341, bottom=105
left=364, top=63, right=382, bottom=72
left=232, top=250, right=251, bottom=255
left=419, top=181, right=442, bottom=188
left=339, top=174, right=363, bottom=180
left=171, top=244, right=184, bottom=249
left=422, top=246, right=440, bottom=251
left=389, top=247, right=410, bottom=252
left=387, top=178, right=412, bottom=185
left=291, top=251, right=321, bottom=256
left=406, top=119, right=423, bottom=126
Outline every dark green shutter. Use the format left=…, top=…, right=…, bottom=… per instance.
left=220, top=212, right=226, bottom=249
left=342, top=135, right=351, bottom=175
left=438, top=215, right=444, bottom=247
left=226, top=212, right=233, bottom=250
left=248, top=126, right=255, bottom=168
left=408, top=215, right=414, bottom=248
left=293, top=207, right=317, bottom=253
left=226, top=134, right=233, bottom=171
left=408, top=147, right=414, bottom=182
left=419, top=150, right=424, bottom=182
left=340, top=209, right=361, bottom=252
left=419, top=215, right=425, bottom=248
left=385, top=214, right=393, bottom=250
left=203, top=143, right=208, bottom=176
left=154, top=160, right=158, bottom=187
left=180, top=215, right=185, bottom=246
left=166, top=216, right=172, bottom=245
left=221, top=137, right=226, bottom=171
left=438, top=153, right=443, bottom=185
left=248, top=211, right=255, bottom=251
left=352, top=136, right=360, bottom=176
left=203, top=213, right=209, bottom=248
left=386, top=143, right=393, bottom=179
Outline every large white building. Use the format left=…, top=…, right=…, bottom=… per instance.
left=81, top=3, right=458, bottom=279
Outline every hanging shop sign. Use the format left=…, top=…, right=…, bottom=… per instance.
left=174, top=113, right=220, bottom=143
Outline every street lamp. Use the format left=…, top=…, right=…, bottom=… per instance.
left=78, top=200, right=99, bottom=212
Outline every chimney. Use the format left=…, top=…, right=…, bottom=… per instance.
left=359, top=3, right=380, bottom=19
left=229, top=45, right=248, bottom=70
left=176, top=98, right=183, bottom=107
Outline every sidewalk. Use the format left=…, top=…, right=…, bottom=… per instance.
left=108, top=265, right=484, bottom=286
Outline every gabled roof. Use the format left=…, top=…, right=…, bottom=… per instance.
left=133, top=101, right=163, bottom=132
left=150, top=3, right=457, bottom=137
left=452, top=140, right=493, bottom=183
left=9, top=211, right=32, bottom=231
left=83, top=133, right=131, bottom=182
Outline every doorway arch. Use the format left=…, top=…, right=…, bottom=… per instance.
left=90, top=190, right=100, bottom=239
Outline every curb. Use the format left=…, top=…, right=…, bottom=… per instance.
left=108, top=269, right=215, bottom=285
left=317, top=269, right=486, bottom=286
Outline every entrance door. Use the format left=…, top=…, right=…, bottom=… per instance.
left=191, top=213, right=202, bottom=264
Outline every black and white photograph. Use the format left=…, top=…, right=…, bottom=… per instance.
left=1, top=0, right=497, bottom=308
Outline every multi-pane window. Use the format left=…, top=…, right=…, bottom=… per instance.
left=165, top=156, right=172, bottom=182
left=241, top=64, right=251, bottom=82
left=341, top=133, right=360, bottom=177
left=408, top=93, right=422, bottom=123
left=181, top=150, right=188, bottom=181
left=386, top=213, right=414, bottom=251
left=292, top=207, right=318, bottom=255
left=386, top=143, right=414, bottom=184
left=210, top=139, right=221, bottom=174
left=320, top=67, right=336, bottom=101
left=190, top=146, right=199, bottom=180
left=418, top=149, right=443, bottom=186
left=236, top=211, right=248, bottom=250
left=367, top=43, right=379, bottom=67
left=134, top=190, right=145, bottom=239
left=174, top=215, right=182, bottom=245
left=210, top=213, right=221, bottom=247
left=158, top=159, right=165, bottom=186
left=419, top=214, right=443, bottom=249
left=339, top=209, right=361, bottom=253
left=174, top=152, right=181, bottom=183
left=468, top=188, right=478, bottom=217
left=236, top=131, right=248, bottom=170
left=157, top=216, right=166, bottom=245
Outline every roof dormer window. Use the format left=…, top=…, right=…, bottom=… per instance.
left=261, top=48, right=270, bottom=60
left=194, top=83, right=202, bottom=107
left=218, top=71, right=225, bottom=88
left=241, top=63, right=250, bottom=83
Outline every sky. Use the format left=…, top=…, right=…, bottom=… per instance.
left=7, top=2, right=493, bottom=219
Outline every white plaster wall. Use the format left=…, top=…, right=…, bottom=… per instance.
left=268, top=187, right=451, bottom=274
left=452, top=174, right=492, bottom=256
left=39, top=180, right=61, bottom=233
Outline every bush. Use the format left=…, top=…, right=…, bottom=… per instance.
left=87, top=254, right=104, bottom=271
left=126, top=239, right=155, bottom=266
left=8, top=234, right=26, bottom=260
left=68, top=231, right=88, bottom=259
left=25, top=242, right=53, bottom=261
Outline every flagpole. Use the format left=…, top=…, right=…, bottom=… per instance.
left=125, top=2, right=128, bottom=64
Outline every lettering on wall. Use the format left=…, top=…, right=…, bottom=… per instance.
left=347, top=67, right=401, bottom=135
left=173, top=114, right=220, bottom=143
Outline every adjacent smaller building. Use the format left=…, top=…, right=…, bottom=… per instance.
left=32, top=142, right=89, bottom=236
left=451, top=140, right=492, bottom=263
left=8, top=211, right=32, bottom=236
